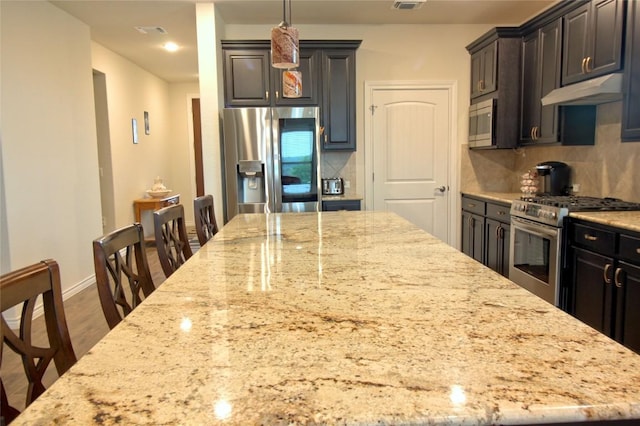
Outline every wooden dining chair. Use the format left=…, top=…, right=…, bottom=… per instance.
left=154, top=204, right=193, bottom=278
left=193, top=194, right=219, bottom=247
left=1, top=259, right=77, bottom=424
left=92, top=223, right=156, bottom=330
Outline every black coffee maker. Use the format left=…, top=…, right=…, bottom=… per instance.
left=535, top=161, right=571, bottom=195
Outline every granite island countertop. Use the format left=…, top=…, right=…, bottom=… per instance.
left=12, top=212, right=640, bottom=425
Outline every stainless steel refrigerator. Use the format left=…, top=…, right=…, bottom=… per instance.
left=222, top=106, right=321, bottom=222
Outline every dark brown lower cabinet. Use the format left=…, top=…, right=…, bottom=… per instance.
left=485, top=218, right=511, bottom=277
left=567, top=220, right=640, bottom=354
left=461, top=210, right=484, bottom=264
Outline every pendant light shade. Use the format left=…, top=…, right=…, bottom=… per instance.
left=283, top=70, right=302, bottom=98
left=271, top=0, right=299, bottom=69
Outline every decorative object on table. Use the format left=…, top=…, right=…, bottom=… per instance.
left=271, top=0, right=299, bottom=69
left=146, top=176, right=172, bottom=198
left=283, top=70, right=302, bottom=98
left=144, top=111, right=150, bottom=135
left=520, top=169, right=539, bottom=198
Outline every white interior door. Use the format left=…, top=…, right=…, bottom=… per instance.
left=368, top=86, right=452, bottom=243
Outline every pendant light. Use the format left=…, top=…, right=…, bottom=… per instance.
left=283, top=70, right=302, bottom=98
left=271, top=0, right=299, bottom=69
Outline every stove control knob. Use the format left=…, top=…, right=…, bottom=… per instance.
left=549, top=211, right=557, bottom=219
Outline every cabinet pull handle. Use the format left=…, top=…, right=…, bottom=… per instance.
left=534, top=126, right=540, bottom=140
left=467, top=203, right=476, bottom=208
left=324, top=134, right=328, bottom=143
left=581, top=57, right=587, bottom=74
left=530, top=127, right=535, bottom=140
left=604, top=263, right=612, bottom=284
left=266, top=91, right=269, bottom=100
left=497, top=211, right=506, bottom=215
left=496, top=225, right=501, bottom=239
left=584, top=234, right=598, bottom=241
left=585, top=56, right=592, bottom=73
left=636, top=248, right=640, bottom=254
left=614, top=267, right=623, bottom=288
left=275, top=90, right=279, bottom=99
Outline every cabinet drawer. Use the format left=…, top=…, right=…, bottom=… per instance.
left=619, top=234, right=640, bottom=264
left=322, top=200, right=361, bottom=211
left=486, top=202, right=510, bottom=222
left=572, top=223, right=615, bottom=254
left=461, top=196, right=485, bottom=215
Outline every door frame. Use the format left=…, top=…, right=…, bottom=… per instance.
left=364, top=80, right=459, bottom=247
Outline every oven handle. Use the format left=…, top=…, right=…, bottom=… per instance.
left=510, top=216, right=559, bottom=238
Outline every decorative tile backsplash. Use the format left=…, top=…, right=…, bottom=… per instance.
left=461, top=101, right=640, bottom=202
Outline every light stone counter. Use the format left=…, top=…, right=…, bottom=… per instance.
left=13, top=212, right=640, bottom=425
left=461, top=191, right=522, bottom=205
left=569, top=211, right=640, bottom=234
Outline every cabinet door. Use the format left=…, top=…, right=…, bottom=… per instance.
left=481, top=42, right=498, bottom=95
left=589, top=0, right=625, bottom=77
left=563, top=0, right=624, bottom=85
left=470, top=50, right=483, bottom=99
left=520, top=32, right=540, bottom=143
left=321, top=49, right=356, bottom=150
left=461, top=211, right=484, bottom=264
left=485, top=219, right=509, bottom=277
left=470, top=42, right=498, bottom=99
left=537, top=19, right=562, bottom=142
left=223, top=49, right=271, bottom=107
left=615, top=261, right=640, bottom=353
left=521, top=19, right=561, bottom=145
left=570, top=247, right=614, bottom=335
left=623, top=0, right=640, bottom=141
left=272, top=49, right=320, bottom=106
left=562, top=3, right=590, bottom=85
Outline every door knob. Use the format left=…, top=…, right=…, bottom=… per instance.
left=437, top=186, right=446, bottom=192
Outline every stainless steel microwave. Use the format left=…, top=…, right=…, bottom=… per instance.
left=468, top=98, right=495, bottom=148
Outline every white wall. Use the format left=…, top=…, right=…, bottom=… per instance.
left=1, top=1, right=102, bottom=294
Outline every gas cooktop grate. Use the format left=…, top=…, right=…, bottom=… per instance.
left=521, top=195, right=640, bottom=211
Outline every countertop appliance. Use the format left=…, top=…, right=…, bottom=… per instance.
left=535, top=161, right=571, bottom=196
left=509, top=195, right=640, bottom=307
left=468, top=98, right=495, bottom=148
left=222, top=107, right=321, bottom=221
left=322, top=178, right=343, bottom=195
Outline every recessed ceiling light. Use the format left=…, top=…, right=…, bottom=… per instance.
left=163, top=42, right=179, bottom=52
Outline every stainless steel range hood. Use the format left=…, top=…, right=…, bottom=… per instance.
left=541, top=73, right=623, bottom=106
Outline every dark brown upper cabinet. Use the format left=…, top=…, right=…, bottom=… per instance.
left=520, top=18, right=562, bottom=145
left=562, top=0, right=625, bottom=86
left=470, top=41, right=498, bottom=99
left=622, top=0, right=640, bottom=142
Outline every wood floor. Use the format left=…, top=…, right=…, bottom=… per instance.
left=1, top=243, right=188, bottom=413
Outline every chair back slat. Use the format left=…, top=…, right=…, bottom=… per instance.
left=194, top=194, right=219, bottom=247
left=92, top=223, right=156, bottom=329
left=1, top=259, right=77, bottom=424
left=154, top=204, right=192, bottom=278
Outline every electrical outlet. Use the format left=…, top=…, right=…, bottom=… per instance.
left=344, top=180, right=351, bottom=189
left=572, top=183, right=581, bottom=193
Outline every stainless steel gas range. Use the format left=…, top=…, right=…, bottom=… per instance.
left=509, top=196, right=640, bottom=307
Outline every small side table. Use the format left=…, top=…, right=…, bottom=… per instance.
left=133, top=194, right=180, bottom=242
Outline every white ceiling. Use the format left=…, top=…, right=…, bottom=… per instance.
left=50, top=0, right=558, bottom=83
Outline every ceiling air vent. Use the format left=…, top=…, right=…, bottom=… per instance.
left=392, top=0, right=426, bottom=10
left=134, top=26, right=168, bottom=35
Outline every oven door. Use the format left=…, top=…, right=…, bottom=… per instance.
left=509, top=216, right=561, bottom=306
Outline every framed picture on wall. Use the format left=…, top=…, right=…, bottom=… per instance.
left=132, top=118, right=138, bottom=144
left=144, top=111, right=150, bottom=135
